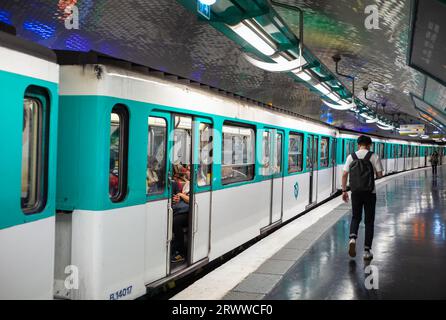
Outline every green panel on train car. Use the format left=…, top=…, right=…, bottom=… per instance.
left=0, top=70, right=58, bottom=230
left=57, top=96, right=149, bottom=211
left=57, top=94, right=323, bottom=211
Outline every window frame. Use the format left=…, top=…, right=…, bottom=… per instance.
left=109, top=104, right=129, bottom=203
left=146, top=116, right=168, bottom=198
left=221, top=121, right=256, bottom=186
left=320, top=137, right=330, bottom=168
left=21, top=88, right=50, bottom=215
left=196, top=119, right=214, bottom=190
left=288, top=131, right=304, bottom=174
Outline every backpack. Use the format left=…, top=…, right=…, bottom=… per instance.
left=349, top=151, right=375, bottom=193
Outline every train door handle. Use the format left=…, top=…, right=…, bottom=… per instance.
left=167, top=206, right=173, bottom=243
left=193, top=202, right=199, bottom=234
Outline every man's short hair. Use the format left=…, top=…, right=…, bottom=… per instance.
left=357, top=135, right=372, bottom=146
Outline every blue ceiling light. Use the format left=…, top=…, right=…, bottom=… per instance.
left=23, top=20, right=55, bottom=40
left=0, top=10, right=12, bottom=25
left=65, top=34, right=91, bottom=52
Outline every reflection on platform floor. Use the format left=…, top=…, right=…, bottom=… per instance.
left=266, top=167, right=446, bottom=300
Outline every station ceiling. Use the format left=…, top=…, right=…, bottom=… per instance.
left=1, top=0, right=445, bottom=140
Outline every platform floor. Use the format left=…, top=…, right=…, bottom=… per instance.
left=264, top=166, right=446, bottom=300
left=226, top=166, right=446, bottom=300
left=173, top=166, right=446, bottom=300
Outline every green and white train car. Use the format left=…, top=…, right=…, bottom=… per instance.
left=0, top=32, right=59, bottom=299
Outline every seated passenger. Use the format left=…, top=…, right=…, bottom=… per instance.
left=171, top=165, right=190, bottom=263
left=147, top=156, right=160, bottom=194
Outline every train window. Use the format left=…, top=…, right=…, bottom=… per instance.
left=379, top=143, right=385, bottom=159
left=306, top=137, right=312, bottom=169
left=288, top=133, right=303, bottom=173
left=109, top=105, right=129, bottom=203
left=345, top=140, right=352, bottom=159
left=198, top=123, right=213, bottom=187
left=399, top=145, right=403, bottom=157
left=331, top=139, right=336, bottom=164
left=320, top=137, right=329, bottom=167
left=222, top=124, right=255, bottom=185
left=21, top=97, right=48, bottom=214
left=147, top=117, right=167, bottom=195
left=173, top=116, right=192, bottom=166
left=261, top=130, right=271, bottom=176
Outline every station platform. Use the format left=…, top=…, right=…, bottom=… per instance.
left=172, top=166, right=446, bottom=300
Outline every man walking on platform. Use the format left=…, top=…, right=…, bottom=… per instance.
left=341, top=135, right=383, bottom=261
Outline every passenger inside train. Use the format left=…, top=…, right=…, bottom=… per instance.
left=171, top=164, right=191, bottom=263
left=109, top=157, right=119, bottom=198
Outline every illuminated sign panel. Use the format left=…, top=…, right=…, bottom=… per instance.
left=409, top=0, right=446, bottom=86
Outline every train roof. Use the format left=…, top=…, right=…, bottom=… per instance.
left=0, top=23, right=56, bottom=63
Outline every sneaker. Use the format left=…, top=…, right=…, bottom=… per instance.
left=363, top=250, right=373, bottom=261
left=171, top=253, right=185, bottom=263
left=348, top=238, right=356, bottom=258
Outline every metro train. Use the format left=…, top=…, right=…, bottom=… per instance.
left=1, top=29, right=445, bottom=300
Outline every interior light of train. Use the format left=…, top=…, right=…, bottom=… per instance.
left=229, top=21, right=276, bottom=56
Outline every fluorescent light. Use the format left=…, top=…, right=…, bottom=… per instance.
left=199, top=0, right=216, bottom=5
left=244, top=53, right=306, bottom=72
left=360, top=112, right=374, bottom=120
left=408, top=133, right=419, bottom=137
left=325, top=92, right=341, bottom=102
left=322, top=99, right=356, bottom=111
left=359, top=113, right=379, bottom=123
left=314, top=83, right=331, bottom=95
left=377, top=125, right=394, bottom=131
left=421, top=135, right=429, bottom=139
left=230, top=22, right=276, bottom=56
left=366, top=118, right=379, bottom=124
left=293, top=70, right=312, bottom=81
left=433, top=131, right=439, bottom=134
